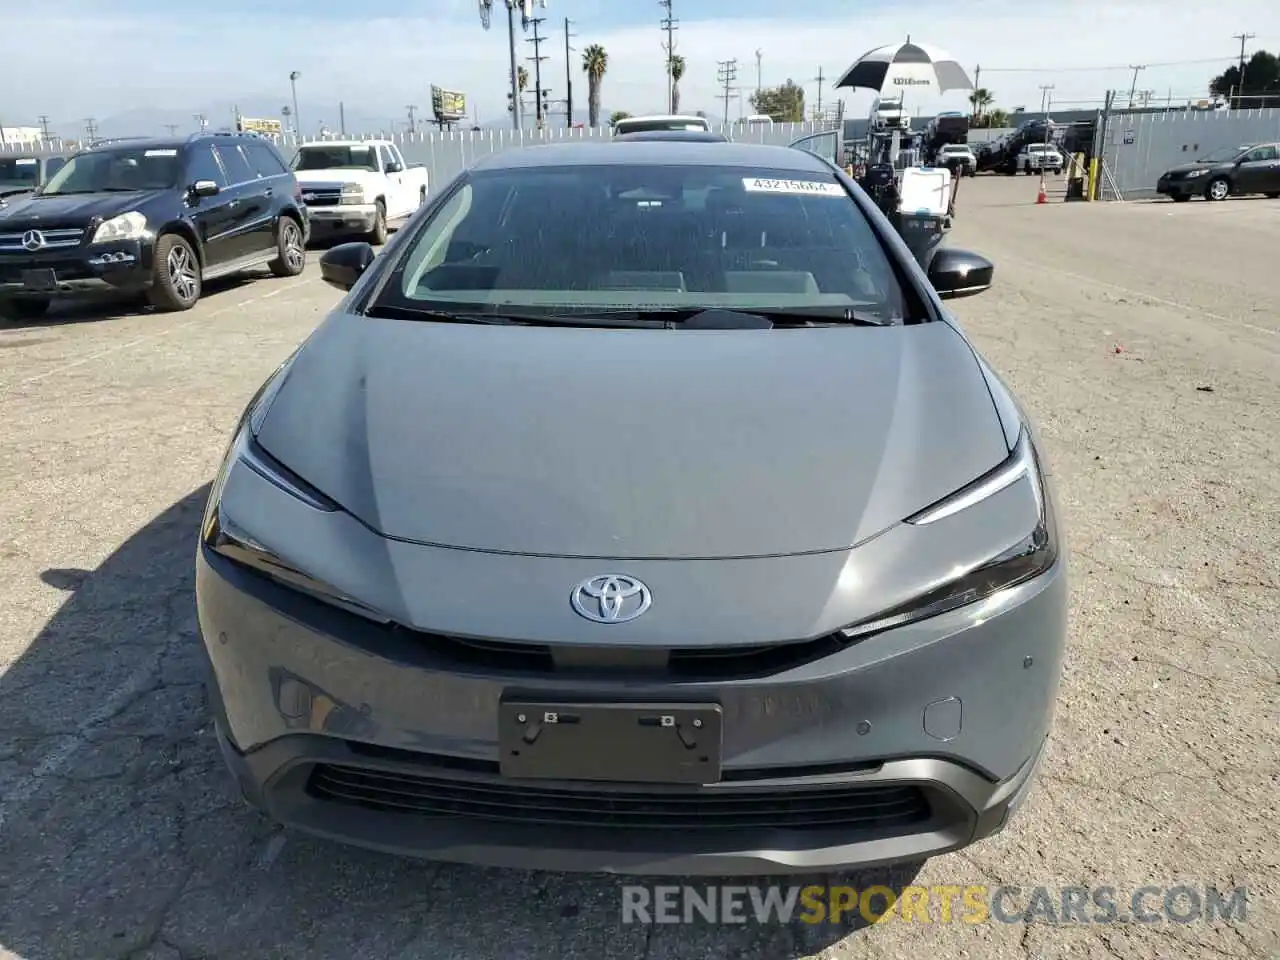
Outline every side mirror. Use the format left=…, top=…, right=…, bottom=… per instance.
left=385, top=161, right=403, bottom=174
left=928, top=247, right=994, bottom=300
left=319, top=242, right=376, bottom=291
left=190, top=180, right=220, bottom=198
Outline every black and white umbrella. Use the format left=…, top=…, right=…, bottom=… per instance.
left=835, top=38, right=973, bottom=95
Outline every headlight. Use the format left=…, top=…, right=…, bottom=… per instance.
left=200, top=364, right=389, bottom=624
left=839, top=428, right=1058, bottom=640
left=340, top=182, right=366, bottom=205
left=1185, top=169, right=1207, bottom=178
left=91, top=211, right=148, bottom=244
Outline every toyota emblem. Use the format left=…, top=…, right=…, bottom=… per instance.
left=570, top=574, right=652, bottom=624
left=21, top=230, right=45, bottom=251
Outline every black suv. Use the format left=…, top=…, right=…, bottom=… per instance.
left=0, top=132, right=310, bottom=320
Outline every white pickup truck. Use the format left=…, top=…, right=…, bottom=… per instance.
left=291, top=139, right=429, bottom=244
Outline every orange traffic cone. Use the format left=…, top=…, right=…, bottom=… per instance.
left=1036, top=178, right=1047, bottom=204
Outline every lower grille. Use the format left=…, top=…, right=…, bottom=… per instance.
left=307, top=763, right=933, bottom=832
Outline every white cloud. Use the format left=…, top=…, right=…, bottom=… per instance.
left=3, top=0, right=1277, bottom=127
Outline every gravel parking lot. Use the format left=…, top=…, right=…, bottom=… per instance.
left=0, top=179, right=1275, bottom=960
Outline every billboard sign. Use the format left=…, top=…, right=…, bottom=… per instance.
left=431, top=86, right=468, bottom=123
left=237, top=116, right=283, bottom=135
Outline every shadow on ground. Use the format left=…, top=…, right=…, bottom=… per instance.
left=0, top=276, right=260, bottom=330
left=0, top=488, right=920, bottom=959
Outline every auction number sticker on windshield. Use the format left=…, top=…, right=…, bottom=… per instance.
left=16, top=158, right=37, bottom=165
left=145, top=149, right=178, bottom=157
left=742, top=178, right=844, bottom=196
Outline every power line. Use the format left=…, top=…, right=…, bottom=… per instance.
left=716, top=58, right=738, bottom=126
left=659, top=0, right=679, bottom=114
left=981, top=55, right=1237, bottom=74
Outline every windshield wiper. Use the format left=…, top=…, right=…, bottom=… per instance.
left=365, top=303, right=896, bottom=329
left=364, top=303, right=666, bottom=328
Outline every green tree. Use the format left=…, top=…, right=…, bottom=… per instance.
left=1210, top=50, right=1280, bottom=108
left=582, top=44, right=608, bottom=127
left=749, top=79, right=805, bottom=122
left=610, top=111, right=632, bottom=125
left=968, top=87, right=994, bottom=122
left=517, top=66, right=529, bottom=93
left=669, top=55, right=686, bottom=114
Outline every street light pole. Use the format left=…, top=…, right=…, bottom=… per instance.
left=289, top=71, right=301, bottom=140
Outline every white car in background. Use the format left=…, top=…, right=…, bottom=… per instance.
left=612, top=115, right=712, bottom=137
left=936, top=143, right=977, bottom=176
left=291, top=140, right=429, bottom=244
left=1016, top=143, right=1064, bottom=175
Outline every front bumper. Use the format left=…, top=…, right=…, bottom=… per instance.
left=0, top=239, right=153, bottom=299
left=197, top=534, right=1068, bottom=875
left=1156, top=176, right=1204, bottom=198
left=302, top=203, right=378, bottom=234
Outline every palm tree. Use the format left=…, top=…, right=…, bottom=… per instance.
left=669, top=55, right=686, bottom=114
left=582, top=44, right=608, bottom=128
left=968, top=87, right=994, bottom=123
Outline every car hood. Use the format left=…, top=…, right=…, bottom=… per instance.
left=255, top=313, right=1009, bottom=559
left=1165, top=161, right=1218, bottom=175
left=0, top=190, right=160, bottom=226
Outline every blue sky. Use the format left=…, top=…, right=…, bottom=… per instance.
left=4, top=0, right=1279, bottom=132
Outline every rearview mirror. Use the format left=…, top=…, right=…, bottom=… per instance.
left=190, top=180, right=220, bottom=198
left=385, top=161, right=403, bottom=174
left=319, top=242, right=376, bottom=291
left=927, top=247, right=994, bottom=300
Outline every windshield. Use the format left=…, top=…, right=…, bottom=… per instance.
left=1197, top=145, right=1247, bottom=162
left=292, top=145, right=380, bottom=171
left=39, top=146, right=182, bottom=195
left=0, top=157, right=41, bottom=189
left=614, top=119, right=709, bottom=135
left=375, top=163, right=912, bottom=324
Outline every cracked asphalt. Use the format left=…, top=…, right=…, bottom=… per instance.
left=0, top=180, right=1276, bottom=959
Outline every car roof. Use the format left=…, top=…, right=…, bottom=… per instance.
left=614, top=114, right=708, bottom=124
left=471, top=140, right=833, bottom=172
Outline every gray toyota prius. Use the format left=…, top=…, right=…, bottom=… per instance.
left=197, top=139, right=1067, bottom=875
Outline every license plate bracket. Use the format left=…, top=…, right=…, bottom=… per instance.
left=21, top=268, right=57, bottom=292
left=499, top=699, right=723, bottom=784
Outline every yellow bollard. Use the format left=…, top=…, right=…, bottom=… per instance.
left=1087, top=157, right=1099, bottom=201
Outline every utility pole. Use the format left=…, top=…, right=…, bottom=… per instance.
left=194, top=113, right=208, bottom=132
left=1126, top=65, right=1145, bottom=108
left=755, top=49, right=763, bottom=96
left=564, top=18, right=576, bottom=125
left=84, top=117, right=98, bottom=141
left=289, top=71, right=301, bottom=138
left=1231, top=32, right=1255, bottom=107
left=526, top=14, right=548, bottom=127
left=659, top=0, right=679, bottom=114
left=406, top=105, right=418, bottom=134
left=814, top=66, right=825, bottom=119
left=339, top=101, right=346, bottom=136
left=1039, top=85, right=1054, bottom=149
left=164, top=124, right=179, bottom=136
left=717, top=59, right=738, bottom=126
left=1138, top=90, right=1155, bottom=108
left=38, top=115, right=51, bottom=140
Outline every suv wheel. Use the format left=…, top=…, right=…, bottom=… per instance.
left=269, top=217, right=306, bottom=278
left=368, top=201, right=388, bottom=245
left=0, top=297, right=51, bottom=321
left=1205, top=177, right=1231, bottom=202
left=149, top=234, right=202, bottom=311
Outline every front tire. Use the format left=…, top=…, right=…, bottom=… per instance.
left=269, top=216, right=306, bottom=278
left=0, top=297, right=51, bottom=321
left=367, top=200, right=388, bottom=245
left=1205, top=177, right=1231, bottom=202
left=148, top=234, right=202, bottom=311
